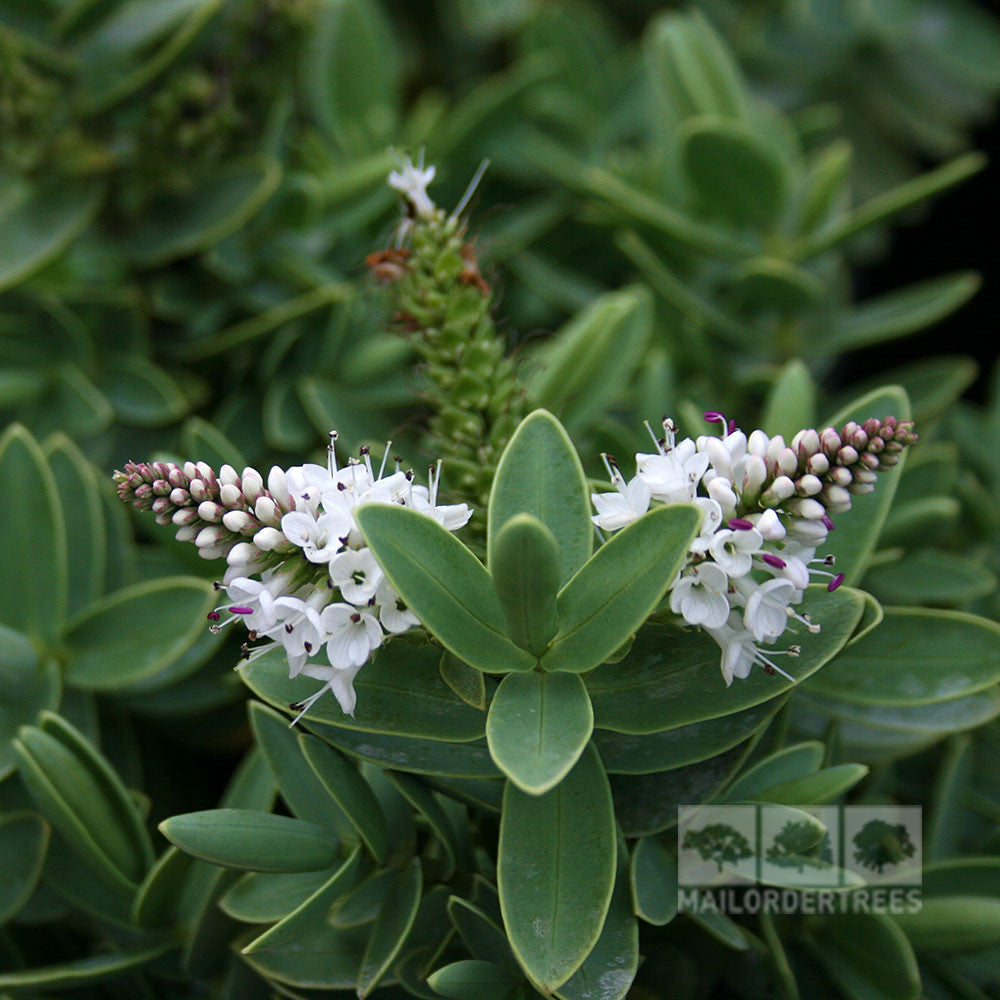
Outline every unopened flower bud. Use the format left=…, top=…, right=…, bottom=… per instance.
left=198, top=500, right=225, bottom=522
left=853, top=468, right=878, bottom=485
left=786, top=518, right=829, bottom=544
left=219, top=465, right=240, bottom=487
left=777, top=448, right=798, bottom=476
left=792, top=428, right=820, bottom=458
left=152, top=462, right=171, bottom=480
left=820, top=428, right=842, bottom=458
left=241, top=468, right=264, bottom=502
left=219, top=484, right=243, bottom=508
left=175, top=525, right=199, bottom=542
left=741, top=455, right=767, bottom=498
left=760, top=476, right=795, bottom=507
left=152, top=496, right=172, bottom=515
left=753, top=509, right=786, bottom=541
left=152, top=479, right=171, bottom=496
left=848, top=428, right=868, bottom=450
left=859, top=452, right=879, bottom=470
left=862, top=419, right=881, bottom=438
left=268, top=467, right=291, bottom=509
left=196, top=525, right=226, bottom=548
left=708, top=478, right=738, bottom=517
left=183, top=461, right=198, bottom=480
left=806, top=453, right=829, bottom=475
left=748, top=429, right=770, bottom=456
left=837, top=446, right=859, bottom=466
left=198, top=544, right=227, bottom=560
left=796, top=474, right=823, bottom=496
left=254, top=527, right=286, bottom=550
left=765, top=436, right=787, bottom=465
left=829, top=466, right=852, bottom=487
left=196, top=462, right=216, bottom=487
left=849, top=481, right=875, bottom=495
left=255, top=496, right=278, bottom=525
left=786, top=497, right=826, bottom=520
left=223, top=510, right=252, bottom=533
left=820, top=485, right=851, bottom=510
left=868, top=436, right=885, bottom=453
left=172, top=508, right=199, bottom=526
left=168, top=468, right=188, bottom=489
left=226, top=542, right=257, bottom=567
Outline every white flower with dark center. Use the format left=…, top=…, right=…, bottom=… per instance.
left=706, top=620, right=757, bottom=685
left=591, top=475, right=651, bottom=531
left=322, top=603, right=384, bottom=669
left=637, top=440, right=709, bottom=504
left=690, top=498, right=724, bottom=554
left=709, top=526, right=763, bottom=578
left=281, top=509, right=350, bottom=564
left=376, top=580, right=420, bottom=634
left=329, top=548, right=384, bottom=604
left=263, top=594, right=327, bottom=675
left=741, top=577, right=798, bottom=643
left=293, top=662, right=366, bottom=720
left=669, top=562, right=730, bottom=629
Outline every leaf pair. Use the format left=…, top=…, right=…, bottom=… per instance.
left=355, top=411, right=700, bottom=794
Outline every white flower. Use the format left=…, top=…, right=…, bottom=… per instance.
left=376, top=580, right=419, bottom=634
left=708, top=527, right=763, bottom=578
left=388, top=155, right=436, bottom=218
left=281, top=509, right=350, bottom=564
left=321, top=603, right=384, bottom=669
left=690, top=497, right=724, bottom=554
left=741, top=577, right=797, bottom=643
left=637, top=443, right=709, bottom=503
left=263, top=594, right=327, bottom=676
left=294, top=662, right=366, bottom=719
left=669, top=562, right=730, bottom=629
left=329, top=548, right=384, bottom=604
left=706, top=620, right=757, bottom=686
left=592, top=476, right=651, bottom=531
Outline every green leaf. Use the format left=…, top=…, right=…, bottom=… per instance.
left=594, top=698, right=782, bottom=774
left=629, top=837, right=677, bottom=926
left=879, top=496, right=960, bottom=549
left=241, top=641, right=486, bottom=740
left=523, top=290, right=652, bottom=435
left=219, top=868, right=339, bottom=923
left=0, top=627, right=61, bottom=780
left=588, top=586, right=864, bottom=733
left=447, top=898, right=518, bottom=970
left=0, top=424, right=67, bottom=641
left=542, top=504, right=700, bottom=674
left=0, top=812, right=49, bottom=923
left=123, top=156, right=281, bottom=265
left=491, top=515, right=560, bottom=654
left=241, top=921, right=368, bottom=990
left=498, top=743, right=616, bottom=992
left=330, top=867, right=393, bottom=927
left=730, top=258, right=825, bottom=314
left=98, top=354, right=190, bottom=426
left=305, top=720, right=500, bottom=778
left=132, top=846, right=196, bottom=927
left=299, top=735, right=388, bottom=863
left=679, top=118, right=789, bottom=225
left=687, top=911, right=750, bottom=951
left=180, top=416, right=248, bottom=471
left=248, top=702, right=355, bottom=840
left=440, top=653, right=488, bottom=711
left=821, top=386, right=911, bottom=586
left=0, top=942, right=174, bottom=992
left=803, top=608, right=1000, bottom=706
left=62, top=576, right=216, bottom=689
left=357, top=858, right=423, bottom=997
left=487, top=672, right=593, bottom=795
left=823, top=273, right=980, bottom=355
left=724, top=742, right=824, bottom=801
left=864, top=549, right=997, bottom=607
left=804, top=913, right=920, bottom=1000
left=160, top=809, right=340, bottom=872
left=847, top=589, right=883, bottom=648
left=243, top=845, right=365, bottom=954
left=556, top=835, right=638, bottom=1000
left=428, top=960, right=524, bottom=1000
left=384, top=771, right=460, bottom=876
left=489, top=409, right=592, bottom=588
left=14, top=721, right=147, bottom=892
left=743, top=764, right=869, bottom=805
left=0, top=179, right=102, bottom=292
left=894, top=897, right=1000, bottom=953
left=43, top=434, right=105, bottom=616
left=761, top=360, right=817, bottom=441
left=355, top=505, right=535, bottom=674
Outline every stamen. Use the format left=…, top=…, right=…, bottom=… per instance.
left=729, top=518, right=754, bottom=530
left=827, top=573, right=845, bottom=592
left=644, top=420, right=666, bottom=455
left=661, top=416, right=677, bottom=451
left=762, top=553, right=786, bottom=570
left=350, top=612, right=361, bottom=623
left=328, top=430, right=339, bottom=476
left=360, top=445, right=374, bottom=480
left=754, top=649, right=796, bottom=682
left=377, top=441, right=392, bottom=480
left=821, top=514, right=835, bottom=531
left=452, top=158, right=490, bottom=219
left=207, top=610, right=221, bottom=621
left=229, top=606, right=254, bottom=615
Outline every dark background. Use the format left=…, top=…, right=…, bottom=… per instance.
left=846, top=0, right=1000, bottom=402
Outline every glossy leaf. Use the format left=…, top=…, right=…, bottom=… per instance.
left=724, top=742, right=824, bottom=801
left=447, top=897, right=518, bottom=970
left=588, top=586, right=864, bottom=733
left=242, top=641, right=486, bottom=740
left=761, top=360, right=816, bottom=441
left=894, top=897, right=1000, bottom=952
left=0, top=424, right=67, bottom=641
left=498, top=743, right=616, bottom=991
left=428, top=960, right=523, bottom=1000
left=384, top=771, right=460, bottom=875
left=299, top=735, right=388, bottom=863
left=62, top=577, right=216, bottom=689
left=542, top=504, right=700, bottom=674
left=219, top=868, right=338, bottom=924
left=242, top=921, right=368, bottom=990
left=629, top=837, right=678, bottom=926
left=486, top=671, right=593, bottom=795
left=0, top=942, right=174, bottom=992
left=863, top=549, right=997, bottom=607
left=439, top=653, right=488, bottom=712
left=160, top=809, right=340, bottom=872
left=355, top=504, right=535, bottom=674
left=0, top=628, right=60, bottom=780
left=490, top=514, right=560, bottom=654
left=132, top=846, right=196, bottom=928
left=803, top=608, right=1000, bottom=706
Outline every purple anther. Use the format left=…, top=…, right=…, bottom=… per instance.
left=827, top=573, right=845, bottom=592
left=762, top=553, right=787, bottom=570
left=229, top=606, right=254, bottom=615
left=207, top=610, right=221, bottom=621
left=821, top=514, right=835, bottom=531
left=729, top=518, right=754, bottom=530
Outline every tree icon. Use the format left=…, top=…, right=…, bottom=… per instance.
left=766, top=820, right=833, bottom=872
left=852, top=819, right=916, bottom=874
left=682, top=822, right=754, bottom=873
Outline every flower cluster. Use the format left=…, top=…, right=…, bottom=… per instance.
left=116, top=436, right=471, bottom=720
left=592, top=413, right=916, bottom=685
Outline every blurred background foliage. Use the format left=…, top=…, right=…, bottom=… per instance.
left=1, top=0, right=1000, bottom=997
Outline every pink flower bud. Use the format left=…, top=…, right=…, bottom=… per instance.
left=175, top=525, right=199, bottom=542
left=820, top=428, right=841, bottom=458
left=796, top=475, right=823, bottom=496
left=829, top=466, right=852, bottom=487
left=219, top=484, right=243, bottom=508
left=198, top=501, right=224, bottom=522
left=172, top=508, right=199, bottom=526
left=223, top=510, right=251, bottom=533
left=837, top=446, right=859, bottom=466
left=241, top=468, right=264, bottom=502
left=183, top=462, right=198, bottom=480
left=196, top=525, right=226, bottom=548
left=806, top=453, right=829, bottom=476
left=777, top=448, right=798, bottom=476
left=219, top=465, right=240, bottom=487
